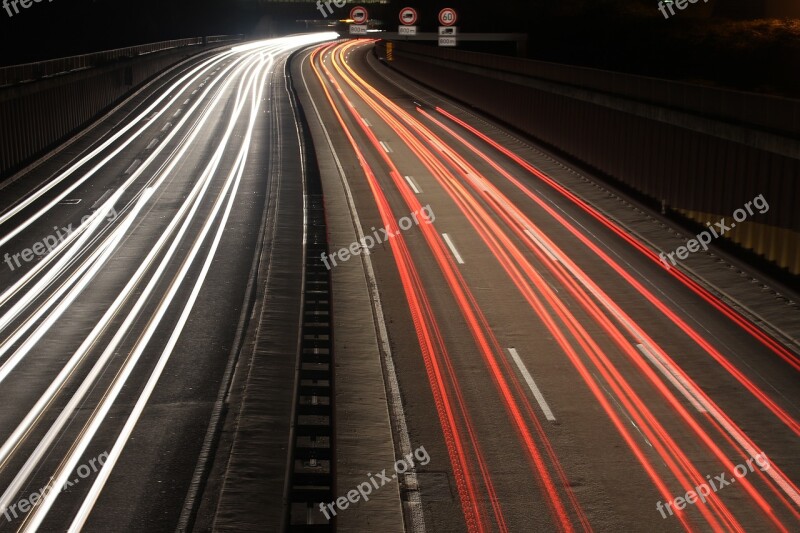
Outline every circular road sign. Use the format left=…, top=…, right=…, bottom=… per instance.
left=438, top=8, right=457, bottom=26
left=350, top=6, right=368, bottom=24
left=399, top=7, right=418, bottom=26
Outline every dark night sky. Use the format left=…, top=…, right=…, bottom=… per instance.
left=1, top=0, right=797, bottom=96
left=0, top=0, right=771, bottom=63
left=0, top=1, right=781, bottom=59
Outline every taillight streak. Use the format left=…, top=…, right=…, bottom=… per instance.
left=310, top=43, right=487, bottom=533
left=434, top=108, right=800, bottom=375
left=411, top=109, right=799, bottom=526
left=329, top=39, right=597, bottom=533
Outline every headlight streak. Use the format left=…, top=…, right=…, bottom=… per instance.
left=0, top=51, right=235, bottom=243
left=66, top=48, right=276, bottom=533
left=4, top=52, right=270, bottom=529
left=0, top=187, right=153, bottom=515
left=0, top=49, right=265, bottom=478
left=0, top=33, right=335, bottom=531
left=0, top=194, right=125, bottom=381
left=0, top=45, right=277, bottom=386
left=0, top=50, right=253, bottom=336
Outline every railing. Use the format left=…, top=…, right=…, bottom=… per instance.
left=206, top=34, right=245, bottom=44
left=0, top=35, right=244, bottom=87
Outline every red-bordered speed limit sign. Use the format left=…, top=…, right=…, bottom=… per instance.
left=399, top=7, right=418, bottom=26
left=438, top=8, right=457, bottom=26
left=350, top=6, right=368, bottom=24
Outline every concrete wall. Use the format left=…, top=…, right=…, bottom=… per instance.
left=0, top=42, right=235, bottom=179
left=377, top=41, right=800, bottom=277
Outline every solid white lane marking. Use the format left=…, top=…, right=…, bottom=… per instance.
left=636, top=343, right=706, bottom=413
left=442, top=233, right=464, bottom=264
left=403, top=175, right=421, bottom=194
left=525, top=228, right=559, bottom=261
left=508, top=348, right=556, bottom=421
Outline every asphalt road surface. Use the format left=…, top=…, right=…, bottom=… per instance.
left=296, top=39, right=800, bottom=532
left=0, top=33, right=333, bottom=532
left=1, top=33, right=798, bottom=533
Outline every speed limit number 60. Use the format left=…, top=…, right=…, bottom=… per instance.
left=439, top=8, right=457, bottom=26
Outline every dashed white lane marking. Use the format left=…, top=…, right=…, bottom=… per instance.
left=124, top=160, right=142, bottom=175
left=508, top=348, right=556, bottom=421
left=403, top=175, right=421, bottom=194
left=442, top=233, right=464, bottom=264
left=636, top=343, right=706, bottom=413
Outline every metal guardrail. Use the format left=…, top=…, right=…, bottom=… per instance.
left=0, top=35, right=244, bottom=87
left=284, top=51, right=334, bottom=530
left=206, top=34, right=244, bottom=44
left=287, top=186, right=335, bottom=533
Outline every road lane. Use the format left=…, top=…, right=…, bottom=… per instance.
left=299, top=39, right=800, bottom=532
left=0, top=33, right=335, bottom=532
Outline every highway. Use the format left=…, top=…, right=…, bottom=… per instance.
left=0, top=33, right=334, bottom=532
left=295, top=39, right=800, bottom=532
left=0, top=31, right=797, bottom=533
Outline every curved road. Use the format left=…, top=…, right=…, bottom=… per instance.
left=297, top=39, right=800, bottom=532
left=0, top=33, right=333, bottom=532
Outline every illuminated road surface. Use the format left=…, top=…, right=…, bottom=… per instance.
left=298, top=40, right=800, bottom=532
left=0, top=34, right=334, bottom=532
